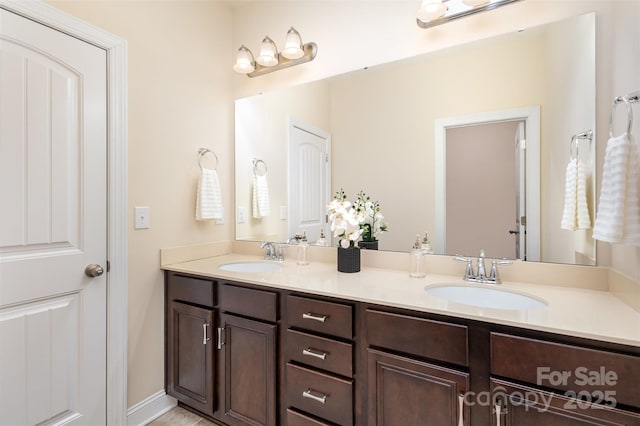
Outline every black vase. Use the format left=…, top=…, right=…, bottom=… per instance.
left=337, top=247, right=361, bottom=273
left=358, top=240, right=379, bottom=250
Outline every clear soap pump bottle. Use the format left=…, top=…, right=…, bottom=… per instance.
left=297, top=231, right=309, bottom=265
left=410, top=234, right=426, bottom=278
left=421, top=232, right=434, bottom=255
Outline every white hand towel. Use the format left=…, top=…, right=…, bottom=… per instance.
left=252, top=174, right=270, bottom=218
left=576, top=159, right=592, bottom=230
left=561, top=158, right=578, bottom=231
left=196, top=168, right=223, bottom=220
left=593, top=133, right=640, bottom=245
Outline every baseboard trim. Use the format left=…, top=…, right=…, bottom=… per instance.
left=127, top=390, right=177, bottom=426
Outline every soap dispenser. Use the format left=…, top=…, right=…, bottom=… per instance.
left=297, top=232, right=309, bottom=265
left=421, top=232, right=434, bottom=255
left=316, top=229, right=327, bottom=247
left=409, top=234, right=426, bottom=278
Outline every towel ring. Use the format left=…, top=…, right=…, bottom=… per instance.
left=569, top=135, right=579, bottom=160
left=253, top=159, right=267, bottom=176
left=570, top=130, right=593, bottom=161
left=198, top=148, right=218, bottom=170
left=609, top=96, right=633, bottom=138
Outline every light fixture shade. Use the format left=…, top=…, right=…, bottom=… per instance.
left=256, top=36, right=279, bottom=67
left=462, top=0, right=490, bottom=6
left=417, top=0, right=447, bottom=22
left=233, top=45, right=255, bottom=74
left=282, top=27, right=304, bottom=60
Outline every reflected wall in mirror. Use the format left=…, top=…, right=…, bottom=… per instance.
left=235, top=12, right=596, bottom=265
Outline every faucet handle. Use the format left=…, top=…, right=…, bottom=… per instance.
left=453, top=256, right=474, bottom=281
left=488, top=259, right=512, bottom=284
left=260, top=241, right=275, bottom=259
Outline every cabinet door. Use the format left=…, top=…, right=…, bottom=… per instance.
left=167, top=301, right=215, bottom=416
left=218, top=313, right=277, bottom=426
left=491, top=379, right=640, bottom=426
left=368, top=349, right=470, bottom=426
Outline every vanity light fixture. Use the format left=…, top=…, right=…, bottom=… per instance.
left=417, top=0, right=521, bottom=29
left=233, top=27, right=317, bottom=78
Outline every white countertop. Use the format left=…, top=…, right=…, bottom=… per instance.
left=163, top=253, right=640, bottom=348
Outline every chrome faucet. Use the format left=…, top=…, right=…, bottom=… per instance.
left=287, top=234, right=302, bottom=245
left=454, top=249, right=511, bottom=284
left=260, top=241, right=284, bottom=261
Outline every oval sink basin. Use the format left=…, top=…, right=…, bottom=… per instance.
left=425, top=284, right=547, bottom=311
left=219, top=262, right=283, bottom=273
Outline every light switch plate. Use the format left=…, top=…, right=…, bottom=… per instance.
left=134, top=206, right=150, bottom=229
left=279, top=206, right=287, bottom=220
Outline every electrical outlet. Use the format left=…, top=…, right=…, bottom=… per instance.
left=134, top=206, right=150, bottom=229
left=216, top=207, right=224, bottom=225
left=237, top=207, right=246, bottom=224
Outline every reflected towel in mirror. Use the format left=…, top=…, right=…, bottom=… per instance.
left=561, top=158, right=591, bottom=231
left=196, top=168, right=223, bottom=220
left=593, top=133, right=640, bottom=245
left=252, top=174, right=270, bottom=218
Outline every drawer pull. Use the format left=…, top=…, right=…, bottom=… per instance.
left=302, top=347, right=327, bottom=360
left=458, top=393, right=464, bottom=426
left=302, top=312, right=327, bottom=323
left=202, top=323, right=210, bottom=345
left=302, top=388, right=327, bottom=404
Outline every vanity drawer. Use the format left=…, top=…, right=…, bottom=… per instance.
left=366, top=309, right=468, bottom=367
left=167, top=274, right=215, bottom=308
left=286, top=408, right=333, bottom=426
left=491, top=333, right=640, bottom=407
left=286, top=329, right=353, bottom=377
left=219, top=283, right=277, bottom=322
left=286, top=363, right=353, bottom=426
left=287, top=295, right=353, bottom=339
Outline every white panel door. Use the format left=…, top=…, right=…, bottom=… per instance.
left=0, top=9, right=107, bottom=426
left=288, top=118, right=331, bottom=243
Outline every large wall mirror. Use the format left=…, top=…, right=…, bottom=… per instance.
left=235, top=12, right=596, bottom=266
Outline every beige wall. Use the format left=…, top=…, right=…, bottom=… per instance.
left=44, top=0, right=638, bottom=412
left=235, top=80, right=331, bottom=241
left=329, top=31, right=547, bottom=252
left=47, top=0, right=234, bottom=407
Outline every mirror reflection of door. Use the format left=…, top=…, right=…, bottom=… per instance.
left=288, top=118, right=331, bottom=243
left=445, top=121, right=525, bottom=259
left=515, top=121, right=527, bottom=260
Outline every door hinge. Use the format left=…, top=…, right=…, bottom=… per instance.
left=325, top=154, right=329, bottom=162
left=106, top=260, right=111, bottom=272
left=217, top=327, right=225, bottom=349
left=520, top=216, right=527, bottom=226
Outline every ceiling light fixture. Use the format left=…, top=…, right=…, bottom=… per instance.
left=417, top=0, right=521, bottom=29
left=233, top=27, right=317, bottom=78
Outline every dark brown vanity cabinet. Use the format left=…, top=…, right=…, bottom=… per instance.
left=490, top=333, right=640, bottom=425
left=365, top=309, right=471, bottom=426
left=166, top=274, right=216, bottom=417
left=217, top=283, right=278, bottom=426
left=284, top=295, right=356, bottom=425
left=165, top=271, right=640, bottom=426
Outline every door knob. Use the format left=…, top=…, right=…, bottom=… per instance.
left=85, top=264, right=104, bottom=277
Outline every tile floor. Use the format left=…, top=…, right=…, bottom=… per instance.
left=147, top=406, right=215, bottom=426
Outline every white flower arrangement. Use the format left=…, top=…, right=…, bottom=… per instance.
left=327, top=189, right=388, bottom=249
